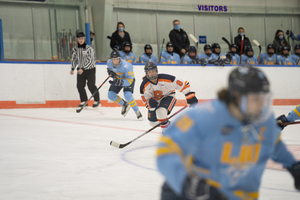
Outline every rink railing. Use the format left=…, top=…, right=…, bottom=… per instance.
left=0, top=62, right=299, bottom=109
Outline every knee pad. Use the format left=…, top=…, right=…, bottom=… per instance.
left=108, top=91, right=117, bottom=101
left=124, top=91, right=133, bottom=102
left=156, top=107, right=168, bottom=120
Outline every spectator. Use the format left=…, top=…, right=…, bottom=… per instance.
left=169, top=20, right=190, bottom=58
left=139, top=44, right=158, bottom=64
left=119, top=41, right=136, bottom=64
left=110, top=22, right=132, bottom=50
left=234, top=27, right=251, bottom=56
left=273, top=29, right=290, bottom=55
left=291, top=44, right=300, bottom=65
left=160, top=42, right=181, bottom=64
left=277, top=46, right=295, bottom=65
left=259, top=44, right=278, bottom=65
left=241, top=46, right=258, bottom=65
left=90, top=30, right=95, bottom=44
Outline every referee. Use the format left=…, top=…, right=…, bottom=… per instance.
left=70, top=32, right=100, bottom=108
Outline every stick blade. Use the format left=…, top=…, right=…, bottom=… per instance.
left=110, top=141, right=129, bottom=149
left=66, top=108, right=79, bottom=113
left=253, top=39, right=260, bottom=46
left=189, top=34, right=198, bottom=43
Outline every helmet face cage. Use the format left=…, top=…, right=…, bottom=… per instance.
left=212, top=43, right=220, bottom=53
left=110, top=50, right=121, bottom=68
left=144, top=62, right=158, bottom=80
left=123, top=42, right=132, bottom=51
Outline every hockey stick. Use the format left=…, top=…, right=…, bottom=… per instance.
left=281, top=121, right=300, bottom=126
left=159, top=38, right=165, bottom=63
left=189, top=34, right=198, bottom=50
left=67, top=76, right=110, bottom=113
left=240, top=35, right=244, bottom=64
left=253, top=39, right=261, bottom=63
left=110, top=105, right=188, bottom=149
left=222, top=37, right=231, bottom=51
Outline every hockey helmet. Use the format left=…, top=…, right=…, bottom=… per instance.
left=204, top=44, right=212, bottom=51
left=144, top=62, right=158, bottom=81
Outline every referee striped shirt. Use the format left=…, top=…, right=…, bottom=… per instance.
left=71, top=44, right=96, bottom=70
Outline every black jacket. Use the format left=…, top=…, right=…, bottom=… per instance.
left=110, top=30, right=132, bottom=50
left=169, top=29, right=190, bottom=57
left=234, top=35, right=251, bottom=56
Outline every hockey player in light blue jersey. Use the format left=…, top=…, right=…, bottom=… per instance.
left=107, top=49, right=142, bottom=119
left=197, top=44, right=218, bottom=64
left=225, top=44, right=240, bottom=65
left=157, top=66, right=300, bottom=200
left=277, top=46, right=295, bottom=65
left=241, top=46, right=258, bottom=65
left=119, top=41, right=136, bottom=64
left=160, top=42, right=181, bottom=64
left=259, top=44, right=279, bottom=65
left=212, top=43, right=225, bottom=58
left=277, top=104, right=300, bottom=130
left=138, top=44, right=158, bottom=64
left=291, top=44, right=300, bottom=65
left=182, top=46, right=200, bottom=64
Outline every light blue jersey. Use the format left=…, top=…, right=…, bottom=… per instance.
left=259, top=53, right=278, bottom=65
left=286, top=104, right=300, bottom=122
left=160, top=51, right=181, bottom=64
left=212, top=53, right=225, bottom=58
left=197, top=53, right=218, bottom=63
left=291, top=34, right=300, bottom=41
left=277, top=55, right=295, bottom=65
left=225, top=53, right=240, bottom=65
left=291, top=54, right=300, bottom=65
left=157, top=100, right=296, bottom=199
left=241, top=55, right=258, bottom=65
left=138, top=53, right=158, bottom=64
left=182, top=54, right=200, bottom=64
left=119, top=51, right=136, bottom=64
left=107, top=59, right=134, bottom=87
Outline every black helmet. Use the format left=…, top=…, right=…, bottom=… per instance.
left=188, top=46, right=197, bottom=53
left=211, top=43, right=221, bottom=50
left=144, top=62, right=158, bottom=81
left=122, top=41, right=132, bottom=52
left=166, top=42, right=173, bottom=48
left=144, top=44, right=152, bottom=51
left=76, top=32, right=85, bottom=38
left=230, top=44, right=238, bottom=49
left=294, top=44, right=300, bottom=51
left=229, top=66, right=269, bottom=96
left=110, top=49, right=121, bottom=68
left=281, top=46, right=290, bottom=52
left=267, top=44, right=275, bottom=50
left=204, top=44, right=212, bottom=51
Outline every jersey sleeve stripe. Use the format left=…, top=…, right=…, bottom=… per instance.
left=180, top=81, right=190, bottom=92
left=143, top=81, right=151, bottom=93
left=168, top=98, right=176, bottom=111
left=293, top=106, right=300, bottom=117
left=185, top=93, right=195, bottom=100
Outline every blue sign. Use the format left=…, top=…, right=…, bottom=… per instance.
left=199, top=36, right=206, bottom=44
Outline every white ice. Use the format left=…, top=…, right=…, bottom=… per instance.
left=0, top=106, right=299, bottom=200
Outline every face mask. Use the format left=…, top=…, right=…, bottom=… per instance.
left=174, top=25, right=181, bottom=30
left=278, top=35, right=284, bottom=40
left=146, top=52, right=152, bottom=56
left=268, top=51, right=274, bottom=56
left=206, top=53, right=212, bottom=57
left=239, top=32, right=245, bottom=36
left=295, top=53, right=300, bottom=56
left=118, top=28, right=124, bottom=32
left=231, top=51, right=236, bottom=56
left=124, top=50, right=130, bottom=54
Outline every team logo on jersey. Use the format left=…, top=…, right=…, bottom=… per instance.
left=221, top=125, right=234, bottom=135
left=160, top=83, right=165, bottom=86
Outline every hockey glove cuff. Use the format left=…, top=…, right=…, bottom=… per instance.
left=182, top=175, right=227, bottom=200
left=109, top=78, right=123, bottom=86
left=287, top=161, right=300, bottom=190
left=147, top=97, right=158, bottom=109
left=107, top=68, right=117, bottom=78
left=185, top=92, right=198, bottom=107
left=276, top=114, right=290, bottom=130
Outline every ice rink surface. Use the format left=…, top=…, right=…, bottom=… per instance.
left=0, top=105, right=300, bottom=200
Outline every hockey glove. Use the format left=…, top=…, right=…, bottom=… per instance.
left=287, top=161, right=300, bottom=190
left=208, top=59, right=216, bottom=64
left=276, top=114, right=290, bottom=130
left=225, top=52, right=232, bottom=61
left=148, top=97, right=158, bottom=108
left=107, top=68, right=117, bottom=78
left=199, top=58, right=206, bottom=66
left=109, top=78, right=123, bottom=86
left=182, top=175, right=227, bottom=200
left=214, top=59, right=226, bottom=66
left=286, top=30, right=294, bottom=37
left=185, top=92, right=198, bottom=107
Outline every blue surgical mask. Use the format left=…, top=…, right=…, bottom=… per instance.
left=278, top=35, right=284, bottom=40
left=174, top=25, right=181, bottom=30
left=239, top=32, right=245, bottom=36
left=118, top=28, right=124, bottom=32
